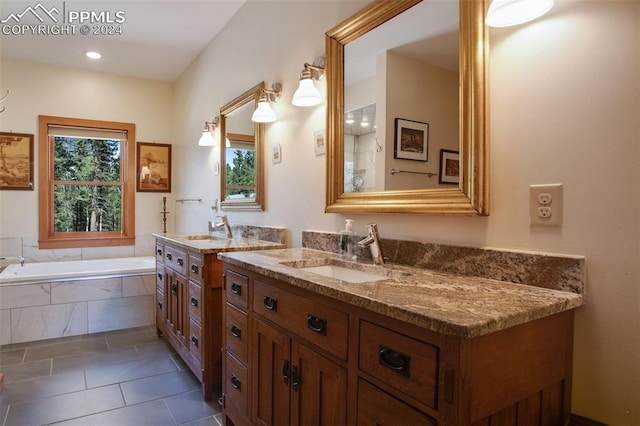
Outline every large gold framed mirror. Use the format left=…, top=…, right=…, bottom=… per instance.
left=325, top=0, right=489, bottom=215
left=220, top=82, right=265, bottom=211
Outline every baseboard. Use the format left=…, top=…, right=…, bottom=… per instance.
left=570, top=414, right=608, bottom=426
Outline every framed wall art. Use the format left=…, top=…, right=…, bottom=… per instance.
left=0, top=132, right=34, bottom=190
left=439, top=149, right=460, bottom=185
left=136, top=142, right=172, bottom=192
left=394, top=118, right=429, bottom=161
left=313, top=129, right=325, bottom=156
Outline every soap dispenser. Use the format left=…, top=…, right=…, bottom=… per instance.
left=339, top=219, right=354, bottom=258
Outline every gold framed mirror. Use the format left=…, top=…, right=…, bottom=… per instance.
left=220, top=82, right=265, bottom=211
left=325, top=0, right=489, bottom=215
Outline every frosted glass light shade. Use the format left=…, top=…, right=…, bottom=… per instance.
left=198, top=131, right=215, bottom=146
left=485, top=0, right=554, bottom=27
left=251, top=100, right=276, bottom=123
left=292, top=78, right=322, bottom=107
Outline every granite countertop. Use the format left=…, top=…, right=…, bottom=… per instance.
left=154, top=233, right=285, bottom=254
left=217, top=248, right=584, bottom=339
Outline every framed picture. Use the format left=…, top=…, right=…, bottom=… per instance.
left=271, top=143, right=282, bottom=164
left=313, top=129, right=325, bottom=156
left=0, top=132, right=34, bottom=190
left=439, top=149, right=460, bottom=185
left=394, top=118, right=429, bottom=161
left=136, top=142, right=172, bottom=192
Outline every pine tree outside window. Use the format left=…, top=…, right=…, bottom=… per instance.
left=38, top=116, right=136, bottom=249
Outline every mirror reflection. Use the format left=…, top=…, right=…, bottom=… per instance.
left=343, top=0, right=459, bottom=192
left=220, top=82, right=264, bottom=211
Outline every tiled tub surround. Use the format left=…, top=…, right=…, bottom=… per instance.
left=302, top=230, right=585, bottom=294
left=0, top=257, right=156, bottom=345
left=217, top=248, right=584, bottom=338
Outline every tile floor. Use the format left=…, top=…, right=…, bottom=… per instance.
left=0, top=326, right=222, bottom=426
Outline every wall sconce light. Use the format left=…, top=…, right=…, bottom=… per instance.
left=292, top=57, right=325, bottom=107
left=198, top=117, right=219, bottom=146
left=251, top=83, right=282, bottom=123
left=485, top=0, right=554, bottom=27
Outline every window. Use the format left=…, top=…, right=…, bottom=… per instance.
left=38, top=116, right=135, bottom=249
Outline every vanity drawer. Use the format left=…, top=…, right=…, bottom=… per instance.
left=155, top=243, right=164, bottom=264
left=188, top=281, right=202, bottom=324
left=359, top=320, right=438, bottom=409
left=156, top=266, right=164, bottom=293
left=156, top=290, right=165, bottom=318
left=225, top=303, right=248, bottom=365
left=253, top=280, right=348, bottom=360
left=164, top=246, right=187, bottom=275
left=225, top=352, right=249, bottom=418
left=189, top=318, right=202, bottom=364
left=188, top=253, right=203, bottom=284
left=357, top=379, right=436, bottom=426
left=225, top=270, right=249, bottom=310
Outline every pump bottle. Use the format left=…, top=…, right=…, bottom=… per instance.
left=339, top=219, right=354, bottom=258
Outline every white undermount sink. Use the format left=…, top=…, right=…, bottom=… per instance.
left=300, top=265, right=388, bottom=283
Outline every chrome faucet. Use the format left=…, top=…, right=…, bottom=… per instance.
left=209, top=215, right=233, bottom=239
left=0, top=256, right=25, bottom=267
left=357, top=223, right=385, bottom=265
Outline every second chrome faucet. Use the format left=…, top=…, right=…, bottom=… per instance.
left=357, top=223, right=385, bottom=265
left=209, top=215, right=233, bottom=239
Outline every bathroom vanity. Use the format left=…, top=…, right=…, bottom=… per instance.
left=218, top=248, right=584, bottom=425
left=154, top=233, right=285, bottom=400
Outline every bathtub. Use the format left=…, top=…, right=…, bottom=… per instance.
left=0, top=256, right=157, bottom=345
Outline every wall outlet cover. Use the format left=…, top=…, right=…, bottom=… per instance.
left=530, top=184, right=563, bottom=226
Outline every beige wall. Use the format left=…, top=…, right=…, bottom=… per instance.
left=0, top=0, right=637, bottom=424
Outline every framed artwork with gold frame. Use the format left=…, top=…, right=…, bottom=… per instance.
left=0, top=132, right=34, bottom=190
left=136, top=142, right=172, bottom=192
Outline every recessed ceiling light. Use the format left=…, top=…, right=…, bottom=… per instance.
left=86, top=51, right=102, bottom=59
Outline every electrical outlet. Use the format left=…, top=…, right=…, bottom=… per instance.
left=530, top=184, right=563, bottom=226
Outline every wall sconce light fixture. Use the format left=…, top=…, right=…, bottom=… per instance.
left=485, top=0, right=554, bottom=27
left=251, top=83, right=282, bottom=123
left=198, top=117, right=219, bottom=146
left=292, top=57, right=325, bottom=107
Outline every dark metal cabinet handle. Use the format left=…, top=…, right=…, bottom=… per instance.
left=378, top=345, right=411, bottom=377
left=230, top=325, right=241, bottom=338
left=190, top=297, right=198, bottom=307
left=231, top=375, right=241, bottom=390
left=191, top=335, right=198, bottom=346
left=307, top=314, right=326, bottom=334
left=157, top=273, right=162, bottom=280
left=157, top=302, right=163, bottom=309
left=263, top=296, right=278, bottom=311
left=166, top=253, right=172, bottom=261
left=157, top=248, right=162, bottom=255
left=291, top=365, right=299, bottom=391
left=230, top=282, right=242, bottom=295
left=282, top=359, right=290, bottom=384
left=191, top=264, right=199, bottom=274
left=171, top=283, right=177, bottom=295
left=177, top=257, right=184, bottom=266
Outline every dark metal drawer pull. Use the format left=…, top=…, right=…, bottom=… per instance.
left=157, top=248, right=162, bottom=255
left=191, top=264, right=199, bottom=274
left=166, top=253, right=172, bottom=261
left=157, top=302, right=163, bottom=309
left=230, top=282, right=242, bottom=295
left=190, top=297, right=198, bottom=307
left=157, top=273, right=162, bottom=280
left=282, top=359, right=289, bottom=384
left=291, top=365, right=299, bottom=391
left=191, top=335, right=198, bottom=346
left=231, top=375, right=241, bottom=390
left=231, top=325, right=241, bottom=338
left=177, top=257, right=184, bottom=266
left=307, top=314, right=326, bottom=334
left=263, top=296, right=278, bottom=311
left=378, top=345, right=411, bottom=377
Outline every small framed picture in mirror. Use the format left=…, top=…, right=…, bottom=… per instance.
left=394, top=118, right=429, bottom=161
left=439, top=149, right=460, bottom=185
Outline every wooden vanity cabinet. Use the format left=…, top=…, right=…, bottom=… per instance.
left=155, top=240, right=223, bottom=400
left=221, top=264, right=574, bottom=426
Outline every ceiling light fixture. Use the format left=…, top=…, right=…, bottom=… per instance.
left=251, top=83, right=282, bottom=123
left=198, top=117, right=219, bottom=146
left=86, top=51, right=102, bottom=59
left=292, top=57, right=325, bottom=107
left=485, top=0, right=554, bottom=27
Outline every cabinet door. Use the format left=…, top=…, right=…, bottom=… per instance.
left=252, top=319, right=291, bottom=426
left=166, top=269, right=188, bottom=347
left=290, top=341, right=347, bottom=426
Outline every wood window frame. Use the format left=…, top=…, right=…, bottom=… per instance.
left=38, top=115, right=136, bottom=249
